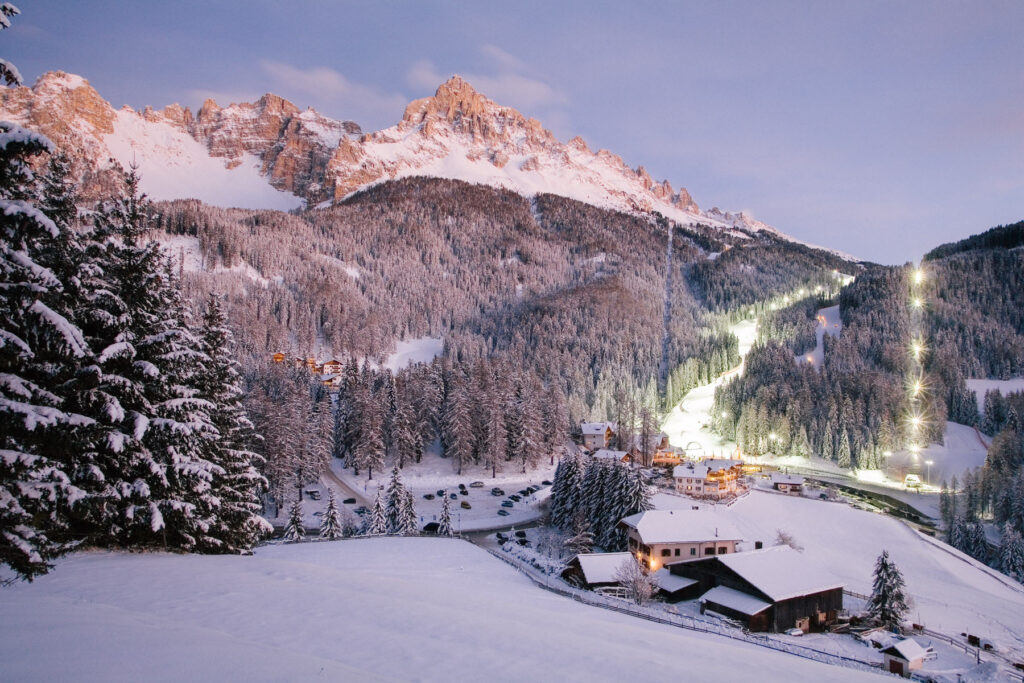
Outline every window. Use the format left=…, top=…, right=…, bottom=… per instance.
left=661, top=548, right=671, bottom=558
left=717, top=546, right=727, bottom=555
left=690, top=548, right=696, bottom=556
left=704, top=547, right=715, bottom=556
left=674, top=548, right=680, bottom=556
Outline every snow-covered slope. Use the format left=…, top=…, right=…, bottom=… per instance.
left=0, top=539, right=883, bottom=682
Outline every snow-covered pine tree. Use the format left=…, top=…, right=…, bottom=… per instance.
left=385, top=465, right=407, bottom=534
left=0, top=120, right=87, bottom=580
left=868, top=549, right=910, bottom=630
left=354, top=400, right=385, bottom=481
left=320, top=488, right=343, bottom=540
left=398, top=487, right=418, bottom=535
left=196, top=294, right=272, bottom=552
left=837, top=428, right=851, bottom=468
left=441, top=371, right=473, bottom=475
left=283, top=498, right=305, bottom=542
left=437, top=490, right=454, bottom=537
left=997, top=523, right=1024, bottom=581
left=367, top=487, right=387, bottom=536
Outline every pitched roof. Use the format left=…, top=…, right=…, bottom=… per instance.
left=652, top=568, right=698, bottom=593
left=700, top=585, right=771, bottom=615
left=673, top=459, right=742, bottom=479
left=581, top=422, right=614, bottom=435
left=592, top=449, right=629, bottom=460
left=619, top=509, right=743, bottom=545
left=571, top=552, right=634, bottom=585
left=881, top=638, right=928, bottom=661
left=714, top=546, right=842, bottom=601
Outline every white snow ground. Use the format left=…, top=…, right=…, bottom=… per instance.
left=0, top=539, right=885, bottom=682
left=383, top=336, right=444, bottom=372
left=654, top=490, right=1024, bottom=658
left=966, top=378, right=1024, bottom=413
left=661, top=318, right=758, bottom=458
left=103, top=109, right=303, bottom=211
left=796, top=304, right=842, bottom=367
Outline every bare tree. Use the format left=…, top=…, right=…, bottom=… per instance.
left=614, top=557, right=659, bottom=605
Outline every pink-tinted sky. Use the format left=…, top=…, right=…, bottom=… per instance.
left=6, top=0, right=1023, bottom=262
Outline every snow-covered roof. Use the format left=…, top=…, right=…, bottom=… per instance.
left=770, top=473, right=805, bottom=486
left=572, top=552, right=634, bottom=585
left=619, top=509, right=743, bottom=545
left=881, top=638, right=928, bottom=662
left=715, top=546, right=842, bottom=602
left=674, top=463, right=710, bottom=479
left=652, top=568, right=698, bottom=593
left=592, top=449, right=629, bottom=460
left=581, top=422, right=615, bottom=435
left=700, top=585, right=771, bottom=616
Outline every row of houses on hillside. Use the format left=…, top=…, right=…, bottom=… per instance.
left=580, top=421, right=678, bottom=464
left=272, top=353, right=345, bottom=389
left=563, top=509, right=844, bottom=634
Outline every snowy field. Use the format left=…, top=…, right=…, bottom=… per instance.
left=0, top=539, right=886, bottom=682
left=382, top=336, right=445, bottom=372
left=796, top=304, right=842, bottom=367
left=104, top=109, right=303, bottom=211
left=654, top=491, right=1024, bottom=658
left=661, top=318, right=758, bottom=458
left=966, top=378, right=1024, bottom=413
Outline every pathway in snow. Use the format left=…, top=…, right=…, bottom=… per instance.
left=795, top=304, right=842, bottom=368
left=660, top=318, right=758, bottom=459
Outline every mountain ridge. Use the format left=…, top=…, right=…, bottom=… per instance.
left=0, top=69, right=798, bottom=240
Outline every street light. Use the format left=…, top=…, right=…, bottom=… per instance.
left=913, top=268, right=924, bottom=286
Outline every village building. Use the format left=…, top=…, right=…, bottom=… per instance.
left=561, top=552, right=635, bottom=590
left=319, top=373, right=343, bottom=389
left=580, top=421, right=616, bottom=451
left=272, top=352, right=286, bottom=363
left=667, top=545, right=843, bottom=633
left=321, top=359, right=344, bottom=375
left=673, top=459, right=744, bottom=499
left=770, top=472, right=805, bottom=493
left=880, top=638, right=928, bottom=678
left=619, top=509, right=743, bottom=572
left=628, top=431, right=672, bottom=466
left=592, top=449, right=631, bottom=464
left=651, top=568, right=699, bottom=602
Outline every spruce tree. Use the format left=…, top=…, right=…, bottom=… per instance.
left=0, top=121, right=84, bottom=580
left=868, top=549, right=910, bottom=630
left=837, top=428, right=851, bottom=468
left=997, top=523, right=1024, bottom=581
left=320, top=488, right=343, bottom=540
left=437, top=490, right=454, bottom=537
left=283, top=498, right=305, bottom=542
left=196, top=294, right=271, bottom=552
left=367, top=487, right=387, bottom=535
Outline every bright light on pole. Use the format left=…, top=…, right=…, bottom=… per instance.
left=913, top=269, right=924, bottom=286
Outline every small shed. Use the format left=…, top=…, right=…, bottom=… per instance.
left=561, top=552, right=633, bottom=590
left=880, top=638, right=928, bottom=678
left=770, top=472, right=805, bottom=493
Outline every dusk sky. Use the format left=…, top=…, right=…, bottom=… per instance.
left=6, top=0, right=1022, bottom=263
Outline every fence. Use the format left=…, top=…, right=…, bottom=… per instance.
left=479, top=541, right=882, bottom=675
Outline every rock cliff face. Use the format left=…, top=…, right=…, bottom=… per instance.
left=0, top=70, right=741, bottom=229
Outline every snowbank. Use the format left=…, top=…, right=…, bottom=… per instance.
left=0, top=539, right=883, bottom=682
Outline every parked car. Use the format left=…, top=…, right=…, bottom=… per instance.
left=343, top=498, right=356, bottom=505
left=422, top=522, right=440, bottom=534
left=509, top=494, right=521, bottom=502
left=459, top=489, right=469, bottom=495
left=423, top=494, right=435, bottom=500
left=514, top=530, right=527, bottom=539
left=449, top=493, right=458, bottom=500
left=306, top=490, right=322, bottom=501
left=541, top=480, right=553, bottom=486
left=460, top=501, right=471, bottom=509
left=496, top=509, right=510, bottom=517
left=436, top=489, right=445, bottom=497
left=784, top=628, right=804, bottom=637
left=517, top=489, right=529, bottom=496
left=353, top=506, right=369, bottom=515
left=501, top=501, right=514, bottom=508
left=490, top=488, right=505, bottom=496
left=469, top=481, right=484, bottom=488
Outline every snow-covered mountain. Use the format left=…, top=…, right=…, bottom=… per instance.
left=1, top=70, right=776, bottom=233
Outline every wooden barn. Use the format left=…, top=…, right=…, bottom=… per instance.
left=668, top=546, right=843, bottom=632
left=561, top=552, right=634, bottom=590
